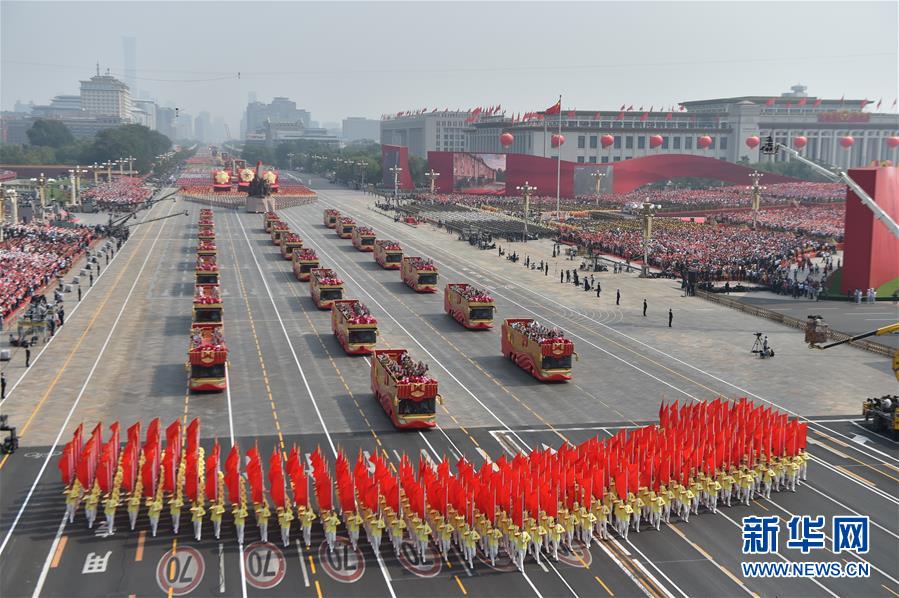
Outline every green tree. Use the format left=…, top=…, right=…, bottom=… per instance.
left=26, top=119, right=75, bottom=148
left=80, top=124, right=172, bottom=173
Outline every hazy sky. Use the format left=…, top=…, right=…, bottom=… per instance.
left=2, top=1, right=897, bottom=131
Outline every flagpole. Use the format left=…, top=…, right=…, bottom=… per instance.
left=556, top=94, right=562, bottom=219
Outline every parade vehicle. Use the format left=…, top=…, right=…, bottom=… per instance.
left=401, top=256, right=438, bottom=292
left=863, top=396, right=899, bottom=440
left=324, top=209, right=340, bottom=228
left=197, top=239, right=217, bottom=256
left=292, top=248, right=320, bottom=281
left=270, top=220, right=290, bottom=246
left=502, top=318, right=576, bottom=381
left=196, top=255, right=219, bottom=285
left=280, top=232, right=303, bottom=259
left=200, top=208, right=214, bottom=218
left=351, top=225, right=376, bottom=251
left=444, top=283, right=495, bottom=329
left=371, top=348, right=441, bottom=429
left=374, top=240, right=403, bottom=269
left=198, top=223, right=215, bottom=240
left=337, top=217, right=356, bottom=239
left=193, top=284, right=223, bottom=328
left=310, top=268, right=344, bottom=310
left=264, top=211, right=279, bottom=232
left=331, top=299, right=378, bottom=355
left=188, top=326, right=227, bottom=392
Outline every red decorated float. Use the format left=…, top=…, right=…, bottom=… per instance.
left=444, top=283, right=495, bottom=329
left=310, top=268, right=344, bottom=309
left=374, top=239, right=403, bottom=269
left=502, top=318, right=576, bottom=382
left=197, top=239, right=217, bottom=256
left=263, top=211, right=280, bottom=232
left=292, top=248, right=319, bottom=281
left=212, top=170, right=232, bottom=193
left=401, top=256, right=438, bottom=292
left=280, top=232, right=303, bottom=260
left=371, top=349, right=440, bottom=429
left=193, top=285, right=223, bottom=329
left=337, top=217, right=356, bottom=239
left=351, top=226, right=376, bottom=251
left=331, top=299, right=378, bottom=355
left=188, top=326, right=228, bottom=392
left=323, top=209, right=340, bottom=228
left=196, top=255, right=219, bottom=286
left=270, top=220, right=290, bottom=246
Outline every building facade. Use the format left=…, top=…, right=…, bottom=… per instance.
left=244, top=97, right=311, bottom=138
left=466, top=87, right=898, bottom=169
left=342, top=117, right=379, bottom=142
left=80, top=73, right=133, bottom=120
left=380, top=111, right=471, bottom=158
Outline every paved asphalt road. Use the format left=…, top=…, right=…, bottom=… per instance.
left=0, top=182, right=896, bottom=598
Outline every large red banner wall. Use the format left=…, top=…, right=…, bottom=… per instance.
left=841, top=167, right=899, bottom=293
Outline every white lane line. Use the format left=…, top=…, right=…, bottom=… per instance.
left=0, top=192, right=170, bottom=408
left=320, top=198, right=899, bottom=491
left=0, top=201, right=176, bottom=558
left=418, top=431, right=442, bottom=463
left=620, top=539, right=684, bottom=598
left=31, top=514, right=67, bottom=598
left=595, top=540, right=654, bottom=598
left=850, top=421, right=899, bottom=445
left=800, top=478, right=899, bottom=541
left=218, top=542, right=226, bottom=594
left=225, top=363, right=235, bottom=446
left=296, top=539, right=310, bottom=587
left=233, top=212, right=337, bottom=457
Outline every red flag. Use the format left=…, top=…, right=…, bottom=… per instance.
left=566, top=110, right=576, bottom=118
left=205, top=440, right=220, bottom=501
left=146, top=418, right=160, bottom=447
left=315, top=471, right=333, bottom=511
left=616, top=111, right=624, bottom=120
left=640, top=112, right=648, bottom=121
left=127, top=422, right=141, bottom=449
left=665, top=112, right=673, bottom=120
left=859, top=98, right=868, bottom=109
left=247, top=445, right=264, bottom=504
left=876, top=98, right=882, bottom=110
left=545, top=99, right=562, bottom=115
left=813, top=98, right=823, bottom=108
left=225, top=444, right=240, bottom=504
left=765, top=98, right=775, bottom=107
left=797, top=97, right=807, bottom=106
left=141, top=442, right=159, bottom=497
left=184, top=440, right=200, bottom=502
left=186, top=418, right=200, bottom=458
left=59, top=441, right=76, bottom=486
left=269, top=449, right=287, bottom=509
left=121, top=441, right=137, bottom=492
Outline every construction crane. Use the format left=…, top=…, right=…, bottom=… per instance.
left=760, top=137, right=899, bottom=239
left=806, top=318, right=899, bottom=439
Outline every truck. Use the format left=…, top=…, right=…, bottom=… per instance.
left=292, top=248, right=320, bottom=281
left=371, top=349, right=440, bottom=429
left=351, top=226, right=376, bottom=251
left=196, top=255, right=219, bottom=285
left=444, top=283, right=495, bottom=329
left=337, top=217, right=356, bottom=239
left=374, top=240, right=403, bottom=269
left=264, top=211, right=280, bottom=232
left=401, top=256, right=438, bottom=293
left=198, top=223, right=215, bottom=240
left=863, top=396, right=899, bottom=440
left=280, top=232, right=303, bottom=260
left=188, top=326, right=228, bottom=392
left=193, top=284, right=223, bottom=328
left=324, top=209, right=340, bottom=228
left=310, top=268, right=344, bottom=310
left=270, top=221, right=290, bottom=246
left=331, top=299, right=378, bottom=355
left=197, top=239, right=217, bottom=257
left=501, top=318, right=575, bottom=381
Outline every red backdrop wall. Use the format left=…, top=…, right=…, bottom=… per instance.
left=380, top=145, right=414, bottom=190
left=840, top=167, right=899, bottom=293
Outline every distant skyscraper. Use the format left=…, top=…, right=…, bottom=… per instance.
left=122, top=36, right=137, bottom=96
left=248, top=91, right=257, bottom=104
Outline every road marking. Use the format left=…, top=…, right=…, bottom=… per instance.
left=50, top=535, right=67, bottom=568
left=308, top=554, right=317, bottom=575
left=595, top=576, right=615, bottom=597
left=32, top=515, right=67, bottom=598
left=218, top=543, right=225, bottom=594
left=0, top=201, right=176, bottom=557
left=667, top=524, right=756, bottom=597
left=454, top=574, right=468, bottom=595
left=297, top=539, right=310, bottom=587
left=882, top=584, right=899, bottom=598
left=315, top=580, right=323, bottom=598
left=834, top=465, right=876, bottom=487
left=135, top=530, right=146, bottom=561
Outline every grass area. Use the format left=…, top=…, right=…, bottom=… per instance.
left=825, top=268, right=899, bottom=299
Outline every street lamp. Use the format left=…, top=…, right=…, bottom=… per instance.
left=105, top=161, right=113, bottom=181
left=355, top=161, right=367, bottom=189
left=748, top=170, right=765, bottom=230
left=516, top=181, right=537, bottom=242
left=389, top=166, right=402, bottom=202
left=126, top=156, right=135, bottom=176
left=424, top=169, right=440, bottom=194
left=287, top=152, right=296, bottom=170
left=639, top=201, right=660, bottom=277
left=589, top=170, right=607, bottom=206
left=29, top=173, right=56, bottom=221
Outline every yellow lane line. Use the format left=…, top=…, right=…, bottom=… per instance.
left=595, top=575, right=615, bottom=597
left=315, top=579, right=323, bottom=598
left=49, top=535, right=67, bottom=568
left=882, top=584, right=899, bottom=598
left=308, top=554, right=317, bottom=575
left=667, top=523, right=758, bottom=597
left=135, top=530, right=146, bottom=561
left=454, top=574, right=468, bottom=595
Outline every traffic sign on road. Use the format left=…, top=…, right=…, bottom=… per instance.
left=557, top=540, right=593, bottom=568
left=156, top=547, right=205, bottom=596
left=318, top=536, right=365, bottom=583
left=244, top=542, right=286, bottom=589
left=397, top=539, right=441, bottom=578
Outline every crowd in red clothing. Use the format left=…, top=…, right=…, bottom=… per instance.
left=716, top=205, right=845, bottom=240
left=559, top=218, right=833, bottom=282
left=81, top=177, right=151, bottom=211
left=1, top=224, right=93, bottom=320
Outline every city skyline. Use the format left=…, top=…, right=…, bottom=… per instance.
left=2, top=1, right=896, bottom=138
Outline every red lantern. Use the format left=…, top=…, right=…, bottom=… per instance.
left=839, top=136, right=854, bottom=149
left=793, top=136, right=807, bottom=149
left=745, top=136, right=760, bottom=149
left=600, top=134, right=614, bottom=148
left=886, top=136, right=899, bottom=149
left=697, top=135, right=712, bottom=149
left=500, top=132, right=514, bottom=147
left=551, top=134, right=565, bottom=148
left=649, top=135, right=663, bottom=149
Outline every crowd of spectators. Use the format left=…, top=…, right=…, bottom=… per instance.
left=80, top=177, right=151, bottom=211
left=1, top=224, right=93, bottom=320
left=716, top=205, right=845, bottom=240
left=558, top=217, right=834, bottom=283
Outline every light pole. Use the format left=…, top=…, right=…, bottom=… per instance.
left=0, top=183, right=5, bottom=241
left=516, top=181, right=537, bottom=242
left=748, top=170, right=765, bottom=230
left=30, top=173, right=56, bottom=221
left=105, top=161, right=113, bottom=181
left=389, top=166, right=402, bottom=204
left=91, top=162, right=99, bottom=183
left=118, top=158, right=125, bottom=176
left=589, top=170, right=607, bottom=206
left=356, top=161, right=367, bottom=190
left=639, top=200, right=660, bottom=278
left=126, top=156, right=135, bottom=176
left=287, top=153, right=295, bottom=170
left=424, top=169, right=440, bottom=194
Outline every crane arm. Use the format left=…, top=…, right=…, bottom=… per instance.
left=815, top=322, right=899, bottom=350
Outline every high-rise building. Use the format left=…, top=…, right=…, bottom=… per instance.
left=157, top=107, right=176, bottom=139
left=342, top=117, right=380, bottom=142
left=244, top=96, right=311, bottom=138
left=195, top=111, right=212, bottom=142
left=122, top=36, right=137, bottom=96
left=80, top=71, right=132, bottom=120
left=132, top=99, right=157, bottom=130
left=380, top=110, right=472, bottom=158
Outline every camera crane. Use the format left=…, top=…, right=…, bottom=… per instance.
left=759, top=137, right=899, bottom=240
left=106, top=190, right=187, bottom=236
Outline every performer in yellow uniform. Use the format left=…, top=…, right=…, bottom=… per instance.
left=277, top=506, right=294, bottom=548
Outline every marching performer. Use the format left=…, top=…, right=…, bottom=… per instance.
left=344, top=508, right=362, bottom=551
left=256, top=499, right=271, bottom=543
left=190, top=500, right=205, bottom=541
left=64, top=479, right=83, bottom=524
left=298, top=504, right=317, bottom=549
left=277, top=506, right=294, bottom=548
left=147, top=492, right=164, bottom=537
left=84, top=482, right=100, bottom=529
left=322, top=509, right=340, bottom=553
